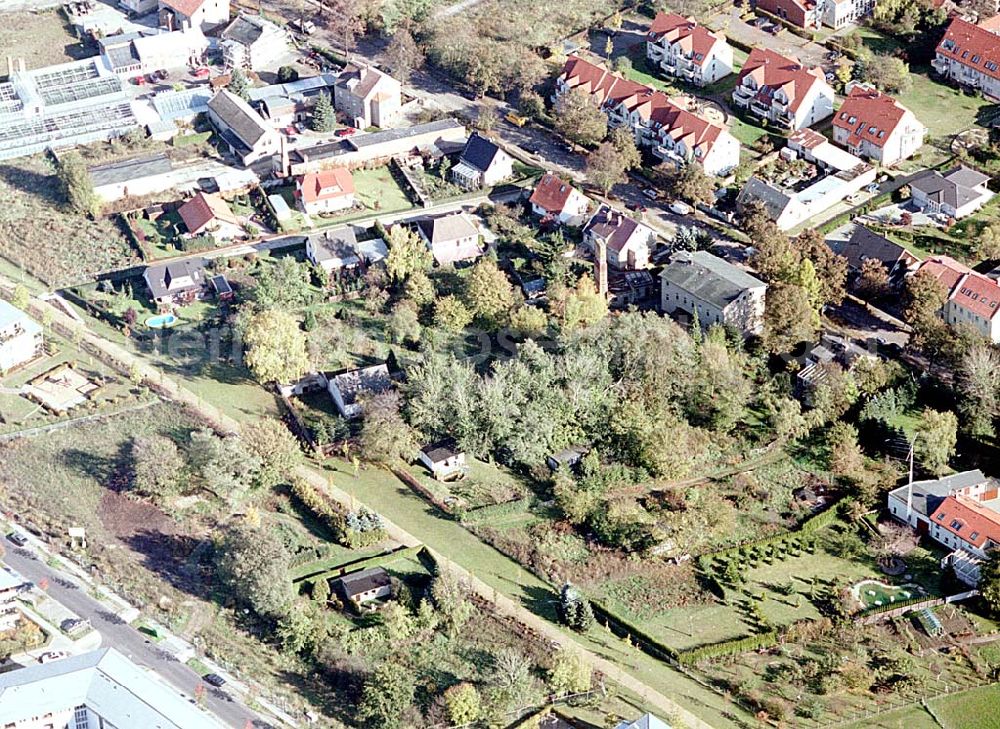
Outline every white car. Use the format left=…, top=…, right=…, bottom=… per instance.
left=642, top=188, right=658, bottom=201
left=38, top=651, right=68, bottom=664
left=669, top=200, right=693, bottom=215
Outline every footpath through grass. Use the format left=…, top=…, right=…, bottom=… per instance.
left=320, top=458, right=751, bottom=728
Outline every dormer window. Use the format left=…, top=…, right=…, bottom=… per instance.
left=971, top=531, right=980, bottom=540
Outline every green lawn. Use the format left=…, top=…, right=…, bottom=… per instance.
left=839, top=703, right=942, bottom=729
left=345, top=167, right=413, bottom=217
left=855, top=26, right=904, bottom=55
left=896, top=69, right=994, bottom=140
left=319, top=457, right=752, bottom=728
left=929, top=684, right=1000, bottom=728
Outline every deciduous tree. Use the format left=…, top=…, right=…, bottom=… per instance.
left=609, top=126, right=641, bottom=171
left=386, top=224, right=433, bottom=282
left=434, top=295, right=474, bottom=332
left=357, top=663, right=416, bottom=728
left=548, top=649, right=591, bottom=696
left=243, top=308, right=310, bottom=383
left=904, top=268, right=949, bottom=350
left=915, top=408, right=958, bottom=476
left=241, top=419, right=300, bottom=488
left=359, top=391, right=417, bottom=463
left=554, top=88, right=607, bottom=147
left=443, top=683, right=482, bottom=726
left=586, top=141, right=627, bottom=195
left=130, top=435, right=185, bottom=503
left=217, top=523, right=294, bottom=619
left=666, top=162, right=715, bottom=207
left=764, top=283, right=816, bottom=353
left=58, top=153, right=98, bottom=216
left=465, top=258, right=515, bottom=326
left=856, top=258, right=891, bottom=301
left=958, top=342, right=1000, bottom=439
left=384, top=25, right=424, bottom=83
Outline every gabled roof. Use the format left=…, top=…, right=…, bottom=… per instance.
left=459, top=132, right=506, bottom=173
left=335, top=63, right=398, bottom=101
left=583, top=204, right=654, bottom=254
left=930, top=495, right=1000, bottom=549
left=529, top=173, right=579, bottom=214
left=330, top=363, right=392, bottom=406
left=660, top=249, right=765, bottom=310
left=0, top=299, right=39, bottom=334
left=415, top=212, right=479, bottom=245
left=421, top=438, right=463, bottom=463
left=160, top=0, right=205, bottom=18
left=646, top=13, right=725, bottom=67
left=888, top=470, right=989, bottom=518
left=842, top=224, right=918, bottom=271
left=299, top=167, right=355, bottom=204
left=911, top=165, right=991, bottom=210
left=557, top=56, right=728, bottom=159
left=338, top=567, right=391, bottom=598
left=177, top=191, right=238, bottom=234
left=951, top=270, right=1000, bottom=320
left=144, top=258, right=207, bottom=299
left=307, top=226, right=360, bottom=264
left=737, top=47, right=827, bottom=114
left=936, top=17, right=1000, bottom=82
left=207, top=89, right=270, bottom=148
left=916, top=255, right=969, bottom=294
left=0, top=647, right=227, bottom=728
left=833, top=86, right=917, bottom=149
left=221, top=14, right=275, bottom=46
left=614, top=712, right=673, bottom=729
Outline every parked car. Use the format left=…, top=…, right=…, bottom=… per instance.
left=203, top=673, right=226, bottom=687
left=505, top=112, right=529, bottom=127
left=132, top=75, right=146, bottom=85
left=626, top=202, right=647, bottom=213
left=192, top=67, right=210, bottom=79
left=846, top=192, right=864, bottom=205
left=6, top=532, right=27, bottom=547
left=864, top=183, right=880, bottom=194
left=523, top=143, right=541, bottom=155
left=334, top=127, right=357, bottom=137
left=642, top=188, right=658, bottom=201
left=669, top=200, right=693, bottom=215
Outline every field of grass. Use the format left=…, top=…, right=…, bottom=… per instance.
left=0, top=10, right=86, bottom=69
left=896, top=69, right=994, bottom=140
left=0, top=156, right=140, bottom=286
left=341, top=166, right=413, bottom=217
left=929, top=684, right=1000, bottom=728
left=840, top=703, right=942, bottom=729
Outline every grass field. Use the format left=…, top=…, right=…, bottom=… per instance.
left=0, top=11, right=87, bottom=69
left=840, top=683, right=1000, bottom=729
left=896, top=69, right=994, bottom=140
left=338, top=166, right=413, bottom=218
left=0, top=156, right=139, bottom=286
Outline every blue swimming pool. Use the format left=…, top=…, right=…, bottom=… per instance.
left=145, top=313, right=178, bottom=329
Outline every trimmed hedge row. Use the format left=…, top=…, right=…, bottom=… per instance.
left=676, top=630, right=779, bottom=665
left=289, top=477, right=388, bottom=548
left=460, top=496, right=534, bottom=525
left=817, top=190, right=894, bottom=234
left=293, top=544, right=424, bottom=586
left=858, top=595, right=931, bottom=617
left=588, top=597, right=681, bottom=664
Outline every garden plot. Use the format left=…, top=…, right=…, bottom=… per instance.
left=852, top=580, right=922, bottom=610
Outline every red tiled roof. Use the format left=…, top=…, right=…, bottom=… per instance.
left=737, top=48, right=826, bottom=114
left=951, top=271, right=1000, bottom=320
left=529, top=173, right=576, bottom=215
left=915, top=255, right=969, bottom=294
left=558, top=56, right=725, bottom=158
left=646, top=13, right=725, bottom=67
left=178, top=192, right=238, bottom=235
left=299, top=168, right=355, bottom=204
left=833, top=86, right=913, bottom=149
left=161, top=0, right=205, bottom=18
left=930, top=495, right=1000, bottom=550
left=936, top=17, right=1000, bottom=83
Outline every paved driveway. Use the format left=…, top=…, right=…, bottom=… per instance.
left=707, top=8, right=830, bottom=68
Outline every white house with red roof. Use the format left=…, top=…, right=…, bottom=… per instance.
left=732, top=48, right=834, bottom=130
left=645, top=13, right=733, bottom=86
left=554, top=56, right=740, bottom=175
left=932, top=17, right=1000, bottom=101
left=915, top=255, right=1000, bottom=342
left=296, top=168, right=356, bottom=215
left=158, top=0, right=229, bottom=32
left=529, top=173, right=590, bottom=225
left=832, top=85, right=925, bottom=166
left=177, top=192, right=242, bottom=240
left=582, top=205, right=655, bottom=270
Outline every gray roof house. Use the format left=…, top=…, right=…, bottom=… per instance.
left=659, top=250, right=767, bottom=336
left=143, top=258, right=208, bottom=307
left=836, top=224, right=920, bottom=285
left=326, top=363, right=393, bottom=419
left=415, top=213, right=483, bottom=266
left=206, top=89, right=280, bottom=166
left=450, top=133, right=514, bottom=190
left=910, top=165, right=993, bottom=220
left=336, top=566, right=392, bottom=605
left=306, top=226, right=360, bottom=272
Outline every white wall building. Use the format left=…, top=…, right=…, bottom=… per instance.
left=645, top=13, right=733, bottom=86
left=732, top=48, right=834, bottom=130
left=659, top=250, right=767, bottom=336
left=0, top=300, right=43, bottom=374
left=0, top=647, right=228, bottom=729
left=932, top=18, right=1000, bottom=102
left=822, top=0, right=876, bottom=29
left=158, top=0, right=230, bottom=32
left=221, top=15, right=290, bottom=72
left=832, top=85, right=925, bottom=166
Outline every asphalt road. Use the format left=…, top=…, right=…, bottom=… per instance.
left=2, top=544, right=270, bottom=729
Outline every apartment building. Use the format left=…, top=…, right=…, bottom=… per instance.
left=645, top=13, right=733, bottom=86
left=732, top=48, right=834, bottom=130
left=832, top=85, right=925, bottom=166
left=932, top=17, right=1000, bottom=101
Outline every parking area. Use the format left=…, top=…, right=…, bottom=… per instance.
left=705, top=8, right=830, bottom=68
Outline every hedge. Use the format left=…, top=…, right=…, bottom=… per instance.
left=817, top=190, right=894, bottom=235
left=289, top=477, right=388, bottom=548
left=676, top=630, right=779, bottom=664
left=293, top=544, right=424, bottom=585
left=460, top=496, right=534, bottom=525
left=858, top=595, right=931, bottom=617
left=588, top=597, right=680, bottom=664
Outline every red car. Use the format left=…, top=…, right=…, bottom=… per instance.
left=192, top=67, right=210, bottom=79
left=335, top=127, right=357, bottom=137
left=132, top=75, right=146, bottom=85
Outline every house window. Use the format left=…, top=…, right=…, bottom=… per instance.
left=73, top=706, right=89, bottom=729
left=971, top=531, right=979, bottom=540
